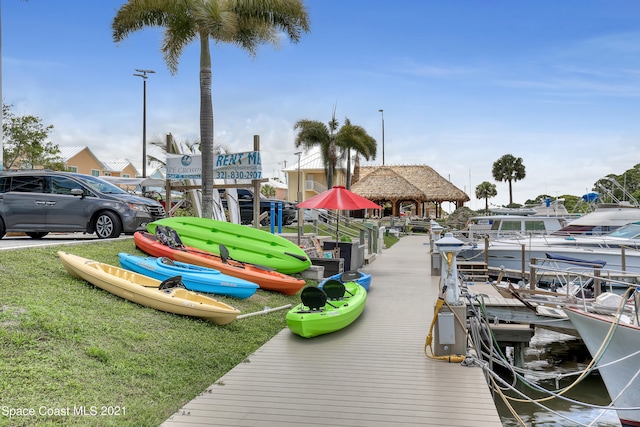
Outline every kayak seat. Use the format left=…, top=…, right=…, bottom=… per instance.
left=155, top=225, right=171, bottom=246
left=160, top=257, right=175, bottom=266
left=323, top=280, right=346, bottom=300
left=159, top=275, right=185, bottom=291
left=340, top=270, right=360, bottom=282
left=300, top=286, right=327, bottom=311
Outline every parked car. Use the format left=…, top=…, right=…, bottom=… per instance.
left=0, top=171, right=166, bottom=239
left=294, top=208, right=329, bottom=223
left=219, top=188, right=296, bottom=226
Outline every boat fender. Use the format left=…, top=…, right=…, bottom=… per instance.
left=159, top=275, right=186, bottom=291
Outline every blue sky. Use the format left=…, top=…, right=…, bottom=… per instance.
left=3, top=0, right=640, bottom=209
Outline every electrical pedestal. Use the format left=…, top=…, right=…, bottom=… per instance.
left=433, top=303, right=467, bottom=357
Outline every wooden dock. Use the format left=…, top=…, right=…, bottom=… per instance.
left=162, top=236, right=502, bottom=426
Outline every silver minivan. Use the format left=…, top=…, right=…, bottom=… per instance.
left=0, top=171, right=165, bottom=239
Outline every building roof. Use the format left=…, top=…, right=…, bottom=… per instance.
left=103, top=159, right=137, bottom=174
left=58, top=146, right=90, bottom=162
left=351, top=165, right=469, bottom=203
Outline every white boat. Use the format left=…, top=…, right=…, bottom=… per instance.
left=555, top=203, right=640, bottom=236
left=459, top=207, right=640, bottom=275
left=458, top=214, right=568, bottom=241
left=564, top=305, right=640, bottom=426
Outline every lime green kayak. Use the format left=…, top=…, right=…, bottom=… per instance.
left=147, top=217, right=311, bottom=274
left=286, top=281, right=367, bottom=338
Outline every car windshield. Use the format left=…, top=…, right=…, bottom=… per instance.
left=73, top=174, right=128, bottom=195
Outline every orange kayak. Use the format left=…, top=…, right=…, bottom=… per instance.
left=133, top=231, right=305, bottom=295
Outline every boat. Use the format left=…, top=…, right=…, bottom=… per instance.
left=458, top=210, right=640, bottom=279
left=147, top=217, right=311, bottom=274
left=564, top=304, right=640, bottom=426
left=57, top=251, right=240, bottom=325
left=133, top=231, right=306, bottom=295
left=319, top=270, right=371, bottom=292
left=117, top=252, right=259, bottom=299
left=286, top=280, right=367, bottom=338
left=459, top=214, right=568, bottom=241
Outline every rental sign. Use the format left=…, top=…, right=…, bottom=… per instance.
left=166, top=151, right=262, bottom=180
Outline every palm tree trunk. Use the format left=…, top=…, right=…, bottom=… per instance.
left=199, top=35, right=214, bottom=218
left=345, top=148, right=351, bottom=189
left=508, top=180, right=513, bottom=206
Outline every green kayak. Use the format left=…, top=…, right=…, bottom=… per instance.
left=286, top=280, right=367, bottom=338
left=147, top=217, right=311, bottom=274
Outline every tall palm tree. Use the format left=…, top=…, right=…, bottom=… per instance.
left=475, top=181, right=497, bottom=214
left=492, top=154, right=526, bottom=206
left=336, top=118, right=377, bottom=189
left=294, top=114, right=377, bottom=190
left=112, top=0, right=310, bottom=219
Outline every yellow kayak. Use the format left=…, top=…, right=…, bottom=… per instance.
left=57, top=251, right=240, bottom=325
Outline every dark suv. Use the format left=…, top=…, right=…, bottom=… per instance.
left=0, top=171, right=166, bottom=239
left=219, top=188, right=296, bottom=226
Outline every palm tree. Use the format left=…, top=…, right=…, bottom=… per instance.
left=294, top=114, right=377, bottom=190
left=112, top=0, right=310, bottom=219
left=475, top=181, right=497, bottom=214
left=336, top=118, right=377, bottom=189
left=492, top=154, right=526, bottom=206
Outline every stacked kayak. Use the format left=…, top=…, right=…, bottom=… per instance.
left=319, top=270, right=371, bottom=292
left=118, top=253, right=259, bottom=299
left=133, top=231, right=306, bottom=295
left=286, top=280, right=367, bottom=338
left=147, top=217, right=311, bottom=274
left=57, top=251, right=240, bottom=325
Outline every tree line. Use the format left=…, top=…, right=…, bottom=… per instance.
left=475, top=153, right=640, bottom=213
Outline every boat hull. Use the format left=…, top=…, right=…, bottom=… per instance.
left=134, top=231, right=305, bottom=295
left=57, top=251, right=240, bottom=325
left=564, top=307, right=640, bottom=426
left=286, top=282, right=367, bottom=338
left=147, top=217, right=311, bottom=274
left=118, top=253, right=259, bottom=299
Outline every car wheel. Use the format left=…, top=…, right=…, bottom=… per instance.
left=0, top=218, right=5, bottom=239
left=94, top=211, right=122, bottom=239
left=26, top=232, right=49, bottom=239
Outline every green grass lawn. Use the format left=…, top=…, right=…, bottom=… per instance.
left=0, top=239, right=305, bottom=427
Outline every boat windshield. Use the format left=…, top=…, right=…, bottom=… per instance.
left=607, top=222, right=640, bottom=239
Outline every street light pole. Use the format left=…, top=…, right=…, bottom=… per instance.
left=378, top=109, right=385, bottom=166
left=294, top=151, right=302, bottom=244
left=133, top=69, right=155, bottom=178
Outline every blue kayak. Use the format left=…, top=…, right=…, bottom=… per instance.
left=319, top=270, right=371, bottom=292
left=118, top=253, right=259, bottom=299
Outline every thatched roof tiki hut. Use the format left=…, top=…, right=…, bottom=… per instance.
left=351, top=165, right=469, bottom=218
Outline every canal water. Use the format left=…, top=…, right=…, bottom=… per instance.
left=493, top=328, right=622, bottom=426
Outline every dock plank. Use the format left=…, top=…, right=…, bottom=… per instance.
left=163, top=236, right=502, bottom=426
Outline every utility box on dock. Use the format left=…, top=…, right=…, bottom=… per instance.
left=433, top=304, right=467, bottom=357
left=430, top=252, right=440, bottom=276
